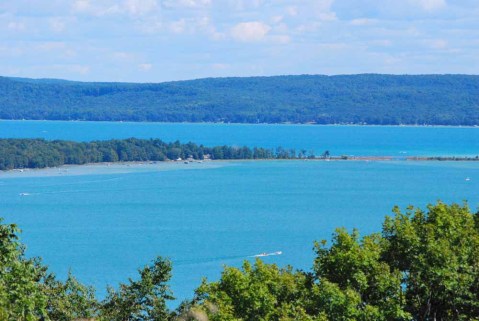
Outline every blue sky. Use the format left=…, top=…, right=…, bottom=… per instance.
left=0, top=0, right=478, bottom=82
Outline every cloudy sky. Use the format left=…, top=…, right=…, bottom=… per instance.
left=0, top=0, right=478, bottom=82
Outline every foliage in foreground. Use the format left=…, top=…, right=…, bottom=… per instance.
left=1, top=201, right=478, bottom=320
left=194, top=202, right=479, bottom=321
left=0, top=217, right=172, bottom=321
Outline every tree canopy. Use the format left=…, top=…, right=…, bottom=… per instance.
left=0, top=138, right=290, bottom=170
left=1, top=74, right=478, bottom=125
left=193, top=202, right=479, bottom=321
left=1, top=201, right=478, bottom=320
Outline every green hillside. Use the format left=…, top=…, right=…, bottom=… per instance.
left=1, top=74, right=478, bottom=125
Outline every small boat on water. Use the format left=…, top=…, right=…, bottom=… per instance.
left=19, top=192, right=30, bottom=196
left=254, top=251, right=282, bottom=257
left=465, top=177, right=471, bottom=181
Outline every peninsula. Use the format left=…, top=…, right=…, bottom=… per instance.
left=1, top=138, right=478, bottom=171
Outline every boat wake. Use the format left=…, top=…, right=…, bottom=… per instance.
left=173, top=251, right=283, bottom=266
left=251, top=251, right=283, bottom=257
left=173, top=254, right=249, bottom=266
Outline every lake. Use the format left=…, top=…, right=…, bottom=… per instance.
left=0, top=121, right=478, bottom=305
left=1, top=120, right=479, bottom=156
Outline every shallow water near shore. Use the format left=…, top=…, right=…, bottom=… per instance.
left=1, top=159, right=478, bottom=305
left=0, top=160, right=226, bottom=178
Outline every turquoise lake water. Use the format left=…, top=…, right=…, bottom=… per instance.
left=1, top=120, right=479, bottom=156
left=0, top=121, right=479, bottom=305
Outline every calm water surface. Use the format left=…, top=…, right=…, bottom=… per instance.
left=1, top=120, right=479, bottom=156
left=0, top=120, right=479, bottom=305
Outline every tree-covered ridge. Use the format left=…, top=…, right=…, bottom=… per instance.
left=1, top=74, right=478, bottom=125
left=0, top=138, right=299, bottom=170
left=1, top=202, right=478, bottom=320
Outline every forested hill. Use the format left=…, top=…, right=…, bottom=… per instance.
left=1, top=74, right=478, bottom=125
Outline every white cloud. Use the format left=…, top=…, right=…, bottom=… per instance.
left=72, top=0, right=93, bottom=13
left=384, top=55, right=403, bottom=65
left=138, top=63, right=153, bottom=71
left=318, top=42, right=349, bottom=50
left=274, top=22, right=289, bottom=33
left=195, top=16, right=225, bottom=39
left=7, top=21, right=26, bottom=31
left=67, top=64, right=91, bottom=75
left=313, top=0, right=336, bottom=19
left=317, top=12, right=337, bottom=22
left=161, top=0, right=211, bottom=9
left=72, top=0, right=157, bottom=17
left=296, top=22, right=321, bottom=33
left=231, top=21, right=271, bottom=42
left=427, top=39, right=448, bottom=49
left=112, top=51, right=135, bottom=60
left=332, top=0, right=449, bottom=19
left=195, top=16, right=211, bottom=29
left=417, top=0, right=447, bottom=11
left=123, top=0, right=158, bottom=15
left=228, top=0, right=264, bottom=11
left=72, top=0, right=120, bottom=16
left=1, top=0, right=478, bottom=81
left=286, top=6, right=298, bottom=16
left=164, top=16, right=221, bottom=37
left=270, top=35, right=291, bottom=44
left=49, top=18, right=67, bottom=32
left=34, top=42, right=77, bottom=58
left=36, top=41, right=67, bottom=51
left=138, top=17, right=163, bottom=33
left=169, top=18, right=186, bottom=33
left=138, top=14, right=223, bottom=38
left=271, top=15, right=283, bottom=24
left=370, top=39, right=392, bottom=47
left=350, top=18, right=376, bottom=26
left=0, top=45, right=24, bottom=57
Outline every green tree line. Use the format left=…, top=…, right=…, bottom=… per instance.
left=1, top=74, right=478, bottom=125
left=1, top=201, right=478, bottom=320
left=0, top=138, right=305, bottom=170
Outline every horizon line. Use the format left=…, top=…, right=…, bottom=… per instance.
left=2, top=73, right=478, bottom=85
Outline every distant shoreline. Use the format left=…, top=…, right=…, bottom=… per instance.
left=1, top=119, right=479, bottom=128
left=2, top=156, right=479, bottom=177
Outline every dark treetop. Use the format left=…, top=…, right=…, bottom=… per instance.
left=1, top=74, right=478, bottom=125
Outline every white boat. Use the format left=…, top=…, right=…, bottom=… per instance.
left=253, top=251, right=282, bottom=257
left=19, top=193, right=30, bottom=196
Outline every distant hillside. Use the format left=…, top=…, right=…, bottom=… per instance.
left=0, top=74, right=478, bottom=125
